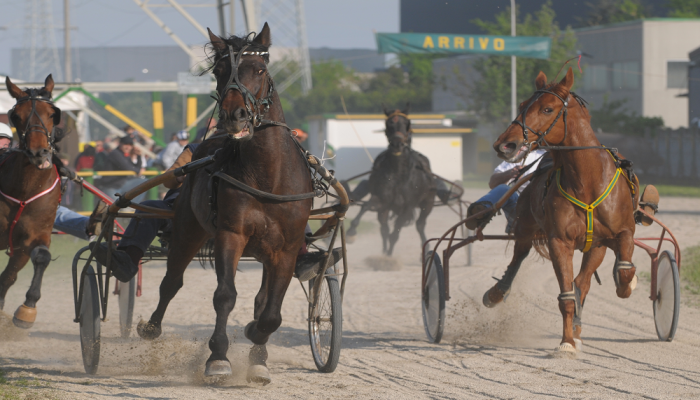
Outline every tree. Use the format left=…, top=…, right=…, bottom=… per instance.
left=577, top=0, right=654, bottom=27
left=465, top=2, right=578, bottom=125
left=589, top=97, right=664, bottom=135
left=667, top=0, right=700, bottom=17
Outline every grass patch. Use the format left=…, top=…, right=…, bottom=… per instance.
left=682, top=246, right=700, bottom=295
left=649, top=184, right=700, bottom=198
left=0, top=369, right=53, bottom=399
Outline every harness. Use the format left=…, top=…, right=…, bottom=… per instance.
left=7, top=88, right=61, bottom=155
left=384, top=111, right=412, bottom=156
left=0, top=153, right=60, bottom=256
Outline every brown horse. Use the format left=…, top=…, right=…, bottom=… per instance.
left=0, top=75, right=64, bottom=329
left=136, top=24, right=313, bottom=383
left=490, top=68, right=639, bottom=357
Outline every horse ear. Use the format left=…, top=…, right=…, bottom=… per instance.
left=208, top=27, right=227, bottom=52
left=535, top=71, right=547, bottom=90
left=5, top=76, right=26, bottom=99
left=44, top=74, right=54, bottom=94
left=558, top=67, right=574, bottom=91
left=403, top=102, right=410, bottom=115
left=253, top=22, right=271, bottom=48
left=382, top=103, right=390, bottom=116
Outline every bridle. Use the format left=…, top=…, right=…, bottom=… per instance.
left=385, top=111, right=412, bottom=155
left=7, top=88, right=60, bottom=154
left=215, top=44, right=277, bottom=131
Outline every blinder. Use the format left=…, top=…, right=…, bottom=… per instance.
left=511, top=89, right=569, bottom=150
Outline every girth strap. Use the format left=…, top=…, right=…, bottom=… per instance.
left=556, top=167, right=621, bottom=253
left=212, top=171, right=321, bottom=202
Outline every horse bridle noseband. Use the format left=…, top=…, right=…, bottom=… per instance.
left=216, top=44, right=277, bottom=130
left=511, top=89, right=570, bottom=150
left=7, top=88, right=61, bottom=154
left=385, top=111, right=412, bottom=155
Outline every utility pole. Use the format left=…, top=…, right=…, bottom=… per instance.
left=64, top=0, right=71, bottom=82
left=511, top=0, right=516, bottom=121
left=230, top=0, right=235, bottom=35
left=216, top=0, right=226, bottom=37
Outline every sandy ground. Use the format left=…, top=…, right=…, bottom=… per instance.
left=2, top=189, right=700, bottom=399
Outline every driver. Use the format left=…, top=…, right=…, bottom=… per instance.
left=466, top=147, right=547, bottom=233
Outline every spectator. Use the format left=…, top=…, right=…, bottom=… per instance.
left=159, top=130, right=190, bottom=169
left=124, top=125, right=147, bottom=146
left=100, top=136, right=145, bottom=201
left=195, top=118, right=217, bottom=143
left=75, top=145, right=96, bottom=171
left=0, top=123, right=13, bottom=149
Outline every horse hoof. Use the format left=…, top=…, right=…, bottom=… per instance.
left=482, top=286, right=508, bottom=308
left=573, top=338, right=583, bottom=352
left=550, top=342, right=577, bottom=359
left=12, top=304, right=36, bottom=329
left=246, top=365, right=271, bottom=385
left=204, top=360, right=232, bottom=377
left=345, top=235, right=356, bottom=244
left=136, top=319, right=161, bottom=340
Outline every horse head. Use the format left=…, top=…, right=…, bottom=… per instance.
left=207, top=23, right=273, bottom=141
left=494, top=68, right=577, bottom=163
left=383, top=102, right=411, bottom=155
left=5, top=75, right=62, bottom=170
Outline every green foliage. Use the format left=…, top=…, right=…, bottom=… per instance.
left=682, top=246, right=700, bottom=294
left=667, top=0, right=700, bottom=17
left=649, top=184, right=700, bottom=197
left=589, top=96, right=664, bottom=135
left=276, top=55, right=436, bottom=129
left=467, top=2, right=578, bottom=125
left=577, top=0, right=653, bottom=26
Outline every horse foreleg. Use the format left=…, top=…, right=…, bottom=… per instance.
left=244, top=250, right=295, bottom=384
left=571, top=245, right=607, bottom=351
left=11, top=245, right=52, bottom=329
left=387, top=212, right=411, bottom=256
left=204, top=230, right=245, bottom=377
left=377, top=209, right=390, bottom=254
left=609, top=229, right=637, bottom=299
left=346, top=203, right=370, bottom=238
left=415, top=200, right=435, bottom=246
left=549, top=237, right=577, bottom=357
left=0, top=252, right=31, bottom=311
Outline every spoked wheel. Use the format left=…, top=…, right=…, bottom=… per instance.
left=80, top=265, right=101, bottom=375
left=308, top=276, right=342, bottom=373
left=653, top=250, right=680, bottom=341
left=422, top=251, right=445, bottom=343
left=118, top=276, right=136, bottom=338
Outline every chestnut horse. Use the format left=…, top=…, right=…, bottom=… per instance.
left=0, top=75, right=64, bottom=329
left=136, top=24, right=313, bottom=383
left=346, top=106, right=436, bottom=255
left=490, top=68, right=639, bottom=357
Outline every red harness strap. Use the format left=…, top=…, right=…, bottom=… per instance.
left=0, top=164, right=60, bottom=256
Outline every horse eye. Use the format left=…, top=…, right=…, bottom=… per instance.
left=544, top=108, right=553, bottom=114
left=258, top=69, right=265, bottom=75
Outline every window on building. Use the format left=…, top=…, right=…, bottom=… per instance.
left=583, top=64, right=608, bottom=91
left=667, top=61, right=689, bottom=89
left=612, top=61, right=640, bottom=90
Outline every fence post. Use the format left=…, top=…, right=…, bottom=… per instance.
left=81, top=169, right=95, bottom=212
left=692, top=126, right=698, bottom=181
left=678, top=128, right=686, bottom=179
left=665, top=130, right=672, bottom=177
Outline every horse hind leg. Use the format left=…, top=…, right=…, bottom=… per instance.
left=13, top=245, right=51, bottom=329
left=244, top=251, right=296, bottom=384
left=483, top=240, right=531, bottom=308
left=0, top=252, right=31, bottom=312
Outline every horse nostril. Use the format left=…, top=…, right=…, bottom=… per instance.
left=233, top=108, right=246, bottom=120
left=500, top=142, right=517, bottom=154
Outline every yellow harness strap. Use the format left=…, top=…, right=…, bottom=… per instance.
left=556, top=167, right=621, bottom=252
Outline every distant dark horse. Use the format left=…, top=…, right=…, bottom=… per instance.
left=0, top=75, right=64, bottom=328
left=136, top=24, right=313, bottom=384
left=346, top=105, right=436, bottom=255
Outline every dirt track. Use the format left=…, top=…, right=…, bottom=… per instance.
left=2, top=188, right=700, bottom=399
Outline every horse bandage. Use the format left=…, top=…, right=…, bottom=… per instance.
left=556, top=167, right=621, bottom=253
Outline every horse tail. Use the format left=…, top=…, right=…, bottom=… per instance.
left=532, top=230, right=551, bottom=260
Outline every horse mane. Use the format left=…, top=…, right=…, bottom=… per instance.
left=201, top=32, right=271, bottom=76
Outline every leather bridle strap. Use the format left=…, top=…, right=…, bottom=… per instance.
left=8, top=89, right=58, bottom=153
left=511, top=89, right=568, bottom=149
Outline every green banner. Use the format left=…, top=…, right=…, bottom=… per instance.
left=376, top=33, right=551, bottom=59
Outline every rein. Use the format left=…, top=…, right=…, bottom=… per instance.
left=8, top=88, right=60, bottom=155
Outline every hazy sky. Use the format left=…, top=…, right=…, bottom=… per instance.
left=0, top=0, right=400, bottom=77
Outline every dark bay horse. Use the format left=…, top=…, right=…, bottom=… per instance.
left=346, top=106, right=436, bottom=255
left=136, top=24, right=312, bottom=383
left=0, top=75, right=64, bottom=328
left=489, top=68, right=639, bottom=357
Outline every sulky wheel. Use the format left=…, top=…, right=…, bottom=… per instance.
left=422, top=251, right=445, bottom=344
left=308, top=276, right=342, bottom=373
left=80, top=265, right=101, bottom=375
left=118, top=276, right=136, bottom=339
left=653, top=250, right=680, bottom=342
